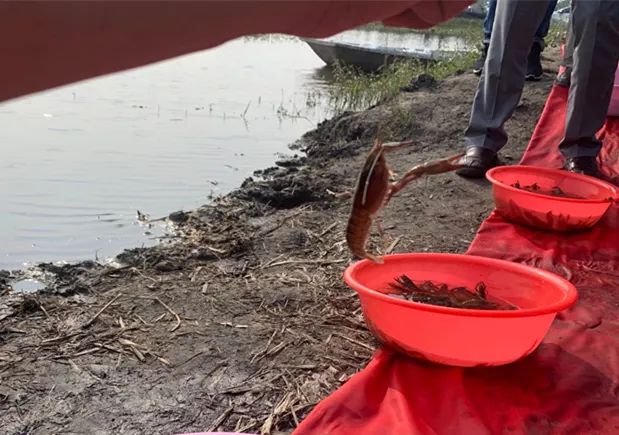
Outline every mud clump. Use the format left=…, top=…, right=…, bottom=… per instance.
left=115, top=247, right=152, bottom=267
left=168, top=210, right=189, bottom=224
left=18, top=296, right=41, bottom=315
left=154, top=260, right=180, bottom=272
left=243, top=182, right=317, bottom=208
left=275, top=154, right=306, bottom=168
left=299, top=111, right=380, bottom=160
left=189, top=248, right=219, bottom=261
left=31, top=261, right=103, bottom=295
left=0, top=270, right=12, bottom=293
left=37, top=260, right=100, bottom=278
left=400, top=73, right=437, bottom=92
left=239, top=173, right=327, bottom=209
left=252, top=166, right=287, bottom=178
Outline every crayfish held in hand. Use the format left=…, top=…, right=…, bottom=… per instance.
left=345, top=138, right=464, bottom=263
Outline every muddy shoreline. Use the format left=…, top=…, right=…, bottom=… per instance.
left=0, top=51, right=559, bottom=434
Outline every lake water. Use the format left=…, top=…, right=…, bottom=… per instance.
left=0, top=29, right=468, bottom=271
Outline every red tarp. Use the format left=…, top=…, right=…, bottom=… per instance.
left=295, top=85, right=619, bottom=434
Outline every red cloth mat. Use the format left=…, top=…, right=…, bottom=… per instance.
left=294, top=85, right=619, bottom=434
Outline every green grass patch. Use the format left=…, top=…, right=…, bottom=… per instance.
left=327, top=51, right=477, bottom=112
left=327, top=16, right=567, bottom=113
left=545, top=20, right=569, bottom=48
left=326, top=18, right=483, bottom=112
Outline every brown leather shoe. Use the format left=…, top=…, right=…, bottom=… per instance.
left=563, top=156, right=601, bottom=178
left=456, top=147, right=499, bottom=178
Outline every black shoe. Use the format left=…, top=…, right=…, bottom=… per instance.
left=473, top=43, right=489, bottom=76
left=563, top=156, right=601, bottom=178
left=456, top=147, right=499, bottom=178
left=525, top=42, right=543, bottom=81
left=555, top=67, right=572, bottom=88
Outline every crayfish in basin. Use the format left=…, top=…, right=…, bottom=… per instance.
left=389, top=274, right=517, bottom=310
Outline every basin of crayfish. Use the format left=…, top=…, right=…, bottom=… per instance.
left=344, top=253, right=577, bottom=367
left=486, top=165, right=617, bottom=232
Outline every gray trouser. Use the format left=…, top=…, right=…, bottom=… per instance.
left=465, top=0, right=619, bottom=159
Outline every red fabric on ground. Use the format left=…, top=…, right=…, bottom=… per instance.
left=294, top=86, right=619, bottom=434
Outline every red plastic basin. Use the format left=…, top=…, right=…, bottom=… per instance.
left=344, top=253, right=577, bottom=367
left=486, top=165, right=617, bottom=232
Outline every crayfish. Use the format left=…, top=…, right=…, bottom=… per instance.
left=345, top=138, right=464, bottom=263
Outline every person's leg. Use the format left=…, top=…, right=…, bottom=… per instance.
left=527, top=0, right=559, bottom=81
left=560, top=0, right=619, bottom=177
left=483, top=0, right=497, bottom=45
left=534, top=0, right=559, bottom=44
left=556, top=12, right=575, bottom=87
left=473, top=0, right=497, bottom=75
left=562, top=21, right=575, bottom=70
left=458, top=0, right=550, bottom=178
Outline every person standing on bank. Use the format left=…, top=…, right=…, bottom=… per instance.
left=457, top=0, right=619, bottom=179
left=472, top=0, right=559, bottom=80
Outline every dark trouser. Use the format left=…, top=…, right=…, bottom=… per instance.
left=483, top=0, right=558, bottom=46
left=466, top=0, right=619, bottom=159
left=560, top=0, right=619, bottom=157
